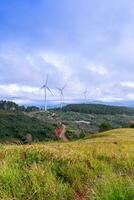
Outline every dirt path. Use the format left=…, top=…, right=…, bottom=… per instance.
left=55, top=124, right=68, bottom=142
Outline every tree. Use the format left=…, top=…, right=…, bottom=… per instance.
left=99, top=122, right=112, bottom=132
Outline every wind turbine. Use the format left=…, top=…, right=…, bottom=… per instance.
left=57, top=84, right=66, bottom=109
left=41, top=75, right=53, bottom=111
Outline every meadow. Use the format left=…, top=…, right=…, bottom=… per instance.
left=0, top=128, right=133, bottom=200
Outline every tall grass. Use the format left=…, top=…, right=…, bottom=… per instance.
left=0, top=128, right=133, bottom=200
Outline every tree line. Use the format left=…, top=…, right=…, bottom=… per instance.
left=0, top=100, right=40, bottom=112
left=63, top=104, right=134, bottom=116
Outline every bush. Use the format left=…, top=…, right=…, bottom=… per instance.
left=99, top=122, right=112, bottom=132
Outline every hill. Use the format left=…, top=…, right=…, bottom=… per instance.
left=30, top=109, right=134, bottom=137
left=1, top=101, right=134, bottom=143
left=0, top=128, right=133, bottom=200
left=63, top=103, right=134, bottom=115
left=0, top=111, right=57, bottom=143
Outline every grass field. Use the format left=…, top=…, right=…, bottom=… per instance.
left=0, top=128, right=134, bottom=200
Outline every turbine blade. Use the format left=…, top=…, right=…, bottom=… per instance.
left=57, top=87, right=61, bottom=91
left=47, top=87, right=54, bottom=96
left=57, top=87, right=64, bottom=96
left=40, top=87, right=43, bottom=90
left=40, top=85, right=46, bottom=89
left=62, top=84, right=67, bottom=90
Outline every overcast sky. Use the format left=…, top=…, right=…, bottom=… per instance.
left=1, top=0, right=134, bottom=104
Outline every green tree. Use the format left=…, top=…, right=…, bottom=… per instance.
left=99, top=122, right=112, bottom=132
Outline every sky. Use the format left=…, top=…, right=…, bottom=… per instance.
left=1, top=0, right=134, bottom=105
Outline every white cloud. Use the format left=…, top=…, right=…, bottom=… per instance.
left=0, top=84, right=40, bottom=99
left=127, top=93, right=134, bottom=100
left=0, top=44, right=133, bottom=104
left=120, top=81, right=134, bottom=88
left=40, top=52, right=74, bottom=81
left=100, top=96, right=124, bottom=102
left=86, top=63, right=109, bottom=75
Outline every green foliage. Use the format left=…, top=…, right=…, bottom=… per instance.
left=63, top=103, right=134, bottom=115
left=99, top=122, right=112, bottom=132
left=0, top=100, right=40, bottom=112
left=66, top=128, right=79, bottom=140
left=25, top=106, right=40, bottom=112
left=94, top=177, right=134, bottom=200
left=0, top=111, right=57, bottom=143
left=0, top=100, right=19, bottom=111
left=33, top=109, right=134, bottom=140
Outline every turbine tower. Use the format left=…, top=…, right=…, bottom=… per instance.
left=41, top=75, right=53, bottom=111
left=57, top=84, right=66, bottom=109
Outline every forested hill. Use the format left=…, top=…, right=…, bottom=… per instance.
left=63, top=104, right=134, bottom=115
left=0, top=100, right=39, bottom=112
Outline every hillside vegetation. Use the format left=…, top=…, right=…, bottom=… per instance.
left=63, top=103, right=134, bottom=115
left=0, top=111, right=57, bottom=143
left=0, top=128, right=133, bottom=200
left=31, top=109, right=134, bottom=137
left=1, top=101, right=134, bottom=142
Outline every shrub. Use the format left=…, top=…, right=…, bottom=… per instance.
left=99, top=122, right=112, bottom=132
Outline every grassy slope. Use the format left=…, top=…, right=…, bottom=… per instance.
left=0, top=128, right=134, bottom=200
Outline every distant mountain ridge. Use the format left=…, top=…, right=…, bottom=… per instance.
left=63, top=103, right=134, bottom=115
left=21, top=99, right=134, bottom=109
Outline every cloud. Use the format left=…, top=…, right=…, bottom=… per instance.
left=120, top=82, right=134, bottom=88
left=0, top=44, right=134, bottom=104
left=1, top=0, right=134, bottom=104
left=86, top=63, right=109, bottom=75
left=0, top=83, right=40, bottom=99
left=40, top=51, right=74, bottom=81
